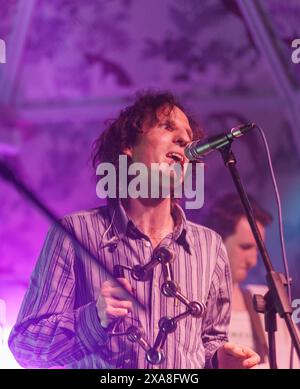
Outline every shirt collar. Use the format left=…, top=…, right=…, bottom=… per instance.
left=108, top=200, right=190, bottom=253
left=171, top=204, right=191, bottom=254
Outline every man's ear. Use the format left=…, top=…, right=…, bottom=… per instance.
left=122, top=147, right=133, bottom=158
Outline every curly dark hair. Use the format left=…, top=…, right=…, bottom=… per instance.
left=203, top=192, right=273, bottom=240
left=91, top=90, right=203, bottom=202
left=92, top=90, right=203, bottom=169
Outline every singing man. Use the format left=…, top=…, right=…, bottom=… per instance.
left=9, top=91, right=260, bottom=369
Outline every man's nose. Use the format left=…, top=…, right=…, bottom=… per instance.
left=246, top=251, right=258, bottom=267
left=174, top=132, right=190, bottom=147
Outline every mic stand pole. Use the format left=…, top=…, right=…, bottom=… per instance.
left=0, top=159, right=145, bottom=311
left=217, top=143, right=300, bottom=368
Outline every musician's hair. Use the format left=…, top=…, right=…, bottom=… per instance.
left=91, top=90, right=203, bottom=203
left=203, top=193, right=273, bottom=240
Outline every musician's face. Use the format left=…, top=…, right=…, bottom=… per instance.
left=224, top=217, right=265, bottom=284
left=123, top=105, right=193, bottom=191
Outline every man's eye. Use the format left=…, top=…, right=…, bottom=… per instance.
left=240, top=244, right=254, bottom=250
left=161, top=123, right=172, bottom=130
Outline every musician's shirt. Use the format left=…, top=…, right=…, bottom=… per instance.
left=9, top=202, right=232, bottom=368
left=229, top=311, right=255, bottom=351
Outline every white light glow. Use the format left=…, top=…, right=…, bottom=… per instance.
left=0, top=326, right=22, bottom=369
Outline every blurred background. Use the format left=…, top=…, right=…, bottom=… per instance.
left=0, top=0, right=299, bottom=367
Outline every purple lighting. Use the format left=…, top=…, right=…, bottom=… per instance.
left=1, top=0, right=300, bottom=370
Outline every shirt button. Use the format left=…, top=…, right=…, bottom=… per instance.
left=144, top=240, right=151, bottom=247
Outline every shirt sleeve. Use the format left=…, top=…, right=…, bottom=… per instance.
left=8, top=219, right=109, bottom=368
left=201, top=236, right=232, bottom=368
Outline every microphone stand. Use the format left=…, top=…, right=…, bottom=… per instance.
left=217, top=143, right=300, bottom=368
left=0, top=159, right=145, bottom=312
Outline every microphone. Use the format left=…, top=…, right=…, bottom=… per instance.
left=184, top=123, right=256, bottom=160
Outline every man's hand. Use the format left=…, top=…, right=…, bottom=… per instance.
left=217, top=342, right=260, bottom=369
left=96, top=278, right=134, bottom=328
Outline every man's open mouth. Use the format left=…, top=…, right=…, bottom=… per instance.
left=166, top=152, right=184, bottom=166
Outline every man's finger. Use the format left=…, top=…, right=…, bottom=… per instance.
left=106, top=278, right=132, bottom=293
left=107, top=298, right=133, bottom=311
left=115, top=277, right=133, bottom=292
left=106, top=307, right=129, bottom=319
left=110, top=286, right=135, bottom=302
left=243, top=354, right=261, bottom=368
left=223, top=343, right=246, bottom=358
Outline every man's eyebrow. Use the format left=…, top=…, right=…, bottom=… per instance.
left=240, top=243, right=255, bottom=248
left=163, top=118, right=193, bottom=141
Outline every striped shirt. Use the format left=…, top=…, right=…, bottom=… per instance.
left=8, top=201, right=232, bottom=369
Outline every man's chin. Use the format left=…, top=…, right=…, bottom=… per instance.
left=160, top=178, right=184, bottom=197
left=236, top=270, right=248, bottom=284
